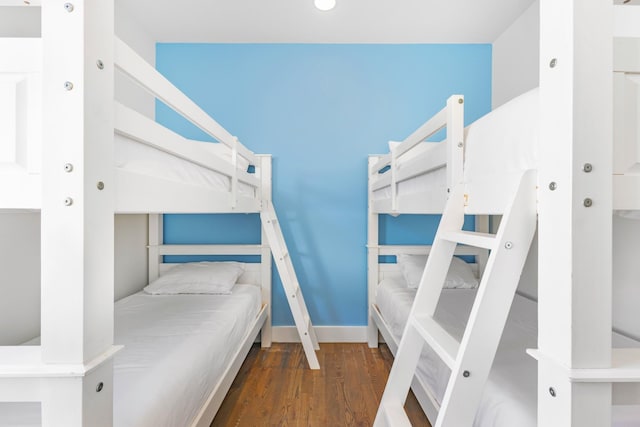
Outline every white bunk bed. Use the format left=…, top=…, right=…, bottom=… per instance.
left=368, top=11, right=640, bottom=424
left=0, top=1, right=319, bottom=426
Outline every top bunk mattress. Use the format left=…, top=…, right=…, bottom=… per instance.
left=0, top=284, right=262, bottom=427
left=115, top=134, right=255, bottom=197
left=375, top=278, right=640, bottom=427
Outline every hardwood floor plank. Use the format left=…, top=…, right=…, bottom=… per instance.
left=211, top=343, right=431, bottom=427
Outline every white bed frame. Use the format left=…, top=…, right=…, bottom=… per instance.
left=369, top=2, right=640, bottom=426
left=0, top=1, right=277, bottom=425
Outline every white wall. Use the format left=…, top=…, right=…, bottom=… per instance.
left=0, top=213, right=40, bottom=345
left=491, top=0, right=539, bottom=109
left=112, top=3, right=156, bottom=297
left=613, top=216, right=640, bottom=341
left=115, top=1, right=156, bottom=118
left=114, top=215, right=149, bottom=301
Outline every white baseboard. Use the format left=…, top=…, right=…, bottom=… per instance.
left=272, top=326, right=367, bottom=343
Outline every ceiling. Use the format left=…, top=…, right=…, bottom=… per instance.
left=116, top=0, right=537, bottom=44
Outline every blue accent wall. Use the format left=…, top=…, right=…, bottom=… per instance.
left=155, top=44, right=491, bottom=327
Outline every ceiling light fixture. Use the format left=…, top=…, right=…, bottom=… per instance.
left=314, top=0, right=336, bottom=11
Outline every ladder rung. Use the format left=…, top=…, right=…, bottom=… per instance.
left=439, top=230, right=497, bottom=250
left=382, top=401, right=412, bottom=427
left=411, top=314, right=459, bottom=369
left=303, top=313, right=310, bottom=329
left=289, top=285, right=301, bottom=300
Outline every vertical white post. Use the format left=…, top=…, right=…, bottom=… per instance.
left=259, top=155, right=272, bottom=347
left=41, top=0, right=115, bottom=364
left=368, top=156, right=380, bottom=348
left=41, top=1, right=115, bottom=425
left=538, top=1, right=613, bottom=426
left=446, top=95, right=464, bottom=192
left=148, top=214, right=163, bottom=283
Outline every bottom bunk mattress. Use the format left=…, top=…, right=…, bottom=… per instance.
left=0, top=284, right=262, bottom=427
left=375, top=278, right=640, bottom=427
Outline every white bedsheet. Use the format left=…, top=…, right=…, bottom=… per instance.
left=115, top=134, right=254, bottom=197
left=0, top=284, right=261, bottom=427
left=375, top=278, right=640, bottom=427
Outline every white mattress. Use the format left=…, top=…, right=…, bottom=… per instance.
left=463, top=88, right=539, bottom=185
left=0, top=284, right=262, bottom=427
left=375, top=278, right=640, bottom=427
left=115, top=134, right=254, bottom=197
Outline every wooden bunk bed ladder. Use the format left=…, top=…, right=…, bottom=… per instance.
left=374, top=170, right=537, bottom=427
left=260, top=204, right=320, bottom=369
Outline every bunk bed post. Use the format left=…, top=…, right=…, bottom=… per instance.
left=474, top=215, right=489, bottom=276
left=445, top=94, right=464, bottom=192
left=368, top=156, right=380, bottom=348
left=40, top=0, right=117, bottom=424
left=259, top=154, right=273, bottom=347
left=148, top=214, right=163, bottom=283
left=536, top=0, right=613, bottom=425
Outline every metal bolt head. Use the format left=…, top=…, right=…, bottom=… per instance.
left=583, top=163, right=593, bottom=173
left=584, top=198, right=593, bottom=207
left=550, top=58, right=557, bottom=68
left=63, top=163, right=73, bottom=173
left=457, top=141, right=463, bottom=148
left=96, top=382, right=103, bottom=392
left=549, top=182, right=557, bottom=191
left=64, top=81, right=74, bottom=91
left=463, top=370, right=470, bottom=378
left=97, top=181, right=105, bottom=190
left=504, top=241, right=513, bottom=250
left=458, top=98, right=464, bottom=104
left=64, top=2, right=74, bottom=12
left=64, top=197, right=73, bottom=206
left=96, top=60, right=104, bottom=70
left=549, top=387, right=556, bottom=397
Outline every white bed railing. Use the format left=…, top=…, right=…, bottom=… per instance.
left=113, top=37, right=260, bottom=209
left=114, top=102, right=261, bottom=191
left=114, top=38, right=257, bottom=165
left=369, top=95, right=464, bottom=214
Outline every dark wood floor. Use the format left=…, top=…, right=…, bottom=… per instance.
left=212, top=342, right=431, bottom=427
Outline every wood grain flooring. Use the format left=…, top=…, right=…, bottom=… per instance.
left=212, top=343, right=431, bottom=427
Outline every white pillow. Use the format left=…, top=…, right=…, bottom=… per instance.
left=397, top=254, right=478, bottom=289
left=143, top=261, right=244, bottom=295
